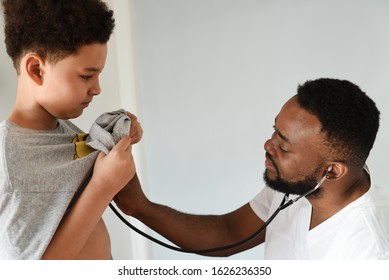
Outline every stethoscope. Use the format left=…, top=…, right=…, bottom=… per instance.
left=108, top=166, right=332, bottom=254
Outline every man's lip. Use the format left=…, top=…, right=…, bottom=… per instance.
left=265, top=154, right=277, bottom=172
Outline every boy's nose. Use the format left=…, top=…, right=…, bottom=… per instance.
left=89, top=80, right=101, bottom=95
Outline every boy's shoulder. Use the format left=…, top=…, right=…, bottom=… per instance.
left=0, top=120, right=12, bottom=130
left=0, top=120, right=84, bottom=147
left=0, top=120, right=12, bottom=146
left=0, top=119, right=82, bottom=134
left=0, top=119, right=95, bottom=169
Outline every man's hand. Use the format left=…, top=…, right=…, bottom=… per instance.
left=113, top=173, right=148, bottom=216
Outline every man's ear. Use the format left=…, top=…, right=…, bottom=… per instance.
left=24, top=54, right=45, bottom=85
left=326, top=162, right=348, bottom=180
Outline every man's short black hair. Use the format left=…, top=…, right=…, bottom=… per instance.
left=2, top=0, right=115, bottom=73
left=297, top=78, right=380, bottom=167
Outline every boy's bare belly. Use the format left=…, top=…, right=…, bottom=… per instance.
left=76, top=218, right=112, bottom=259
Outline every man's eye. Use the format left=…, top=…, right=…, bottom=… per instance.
left=279, top=146, right=288, bottom=153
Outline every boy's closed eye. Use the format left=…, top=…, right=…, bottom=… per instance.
left=80, top=75, right=93, bottom=81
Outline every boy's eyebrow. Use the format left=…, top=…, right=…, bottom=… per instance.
left=83, top=67, right=102, bottom=73
left=274, top=117, right=290, bottom=143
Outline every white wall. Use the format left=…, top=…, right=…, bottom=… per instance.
left=1, top=0, right=389, bottom=260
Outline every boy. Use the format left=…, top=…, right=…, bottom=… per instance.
left=0, top=0, right=141, bottom=259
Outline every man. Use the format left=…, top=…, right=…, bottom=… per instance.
left=115, top=78, right=389, bottom=259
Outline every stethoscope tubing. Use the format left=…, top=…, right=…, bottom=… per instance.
left=108, top=172, right=329, bottom=254
left=73, top=165, right=329, bottom=254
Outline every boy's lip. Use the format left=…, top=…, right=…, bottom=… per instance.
left=82, top=100, right=92, bottom=107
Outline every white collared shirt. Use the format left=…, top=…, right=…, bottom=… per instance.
left=250, top=167, right=389, bottom=259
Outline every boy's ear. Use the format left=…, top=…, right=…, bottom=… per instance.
left=25, top=54, right=45, bottom=85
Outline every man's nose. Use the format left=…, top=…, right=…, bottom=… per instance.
left=264, top=137, right=276, bottom=157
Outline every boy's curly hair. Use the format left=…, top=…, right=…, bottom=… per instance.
left=2, top=0, right=115, bottom=73
left=297, top=78, right=380, bottom=167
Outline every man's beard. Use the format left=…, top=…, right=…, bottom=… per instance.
left=263, top=167, right=323, bottom=198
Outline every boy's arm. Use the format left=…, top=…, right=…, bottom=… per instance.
left=114, top=175, right=266, bottom=256
left=42, top=136, right=135, bottom=260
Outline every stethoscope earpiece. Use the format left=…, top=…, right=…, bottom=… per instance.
left=326, top=166, right=333, bottom=179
